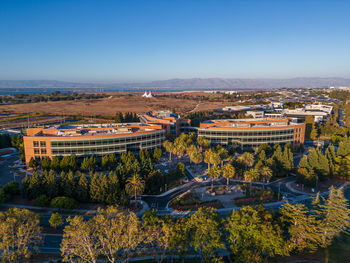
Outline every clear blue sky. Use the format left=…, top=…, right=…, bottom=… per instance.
left=0, top=0, right=349, bottom=82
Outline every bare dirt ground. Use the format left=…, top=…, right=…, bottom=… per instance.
left=0, top=92, right=233, bottom=116
left=0, top=92, right=240, bottom=128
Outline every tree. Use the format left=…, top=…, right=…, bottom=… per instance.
left=76, top=173, right=89, bottom=202
left=28, top=157, right=38, bottom=170
left=204, top=149, right=213, bottom=171
left=105, top=172, right=120, bottom=204
left=216, top=145, right=229, bottom=167
left=244, top=168, right=260, bottom=196
left=43, top=170, right=58, bottom=198
left=92, top=206, right=142, bottom=263
left=208, top=166, right=221, bottom=191
left=41, top=156, right=51, bottom=171
left=0, top=208, right=42, bottom=262
left=190, top=147, right=203, bottom=165
left=60, top=156, right=71, bottom=172
left=142, top=209, right=172, bottom=263
left=28, top=171, right=42, bottom=199
left=163, top=140, right=174, bottom=161
left=310, top=123, right=318, bottom=140
left=51, top=156, right=61, bottom=172
left=101, top=155, right=110, bottom=170
left=314, top=187, right=350, bottom=248
left=125, top=174, right=145, bottom=204
left=153, top=148, right=162, bottom=162
left=197, top=136, right=210, bottom=152
left=222, top=163, right=235, bottom=190
left=260, top=166, right=273, bottom=183
left=239, top=152, right=254, bottom=170
left=49, top=212, right=63, bottom=229
left=81, top=155, right=96, bottom=172
left=226, top=206, right=289, bottom=263
left=187, top=207, right=225, bottom=262
left=280, top=202, right=322, bottom=253
left=61, top=216, right=99, bottom=263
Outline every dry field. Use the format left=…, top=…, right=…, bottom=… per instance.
left=0, top=91, right=251, bottom=128
left=0, top=92, right=237, bottom=115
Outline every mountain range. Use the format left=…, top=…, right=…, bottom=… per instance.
left=1, top=77, right=350, bottom=91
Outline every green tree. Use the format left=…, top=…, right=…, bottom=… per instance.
left=28, top=157, right=38, bottom=170
left=28, top=171, right=42, bottom=199
left=101, top=155, right=110, bottom=170
left=105, top=172, right=120, bottom=204
left=190, top=147, right=203, bottom=165
left=208, top=166, right=221, bottom=191
left=43, top=170, right=58, bottom=198
left=226, top=206, right=288, bottom=263
left=51, top=156, right=61, bottom=172
left=239, top=152, right=254, bottom=170
left=61, top=216, right=99, bottom=263
left=260, top=166, right=273, bottom=183
left=125, top=173, right=145, bottom=204
left=244, top=168, right=260, bottom=196
left=153, top=148, right=162, bottom=162
left=60, top=156, right=71, bottom=172
left=81, top=155, right=96, bottom=172
left=41, top=156, right=51, bottom=171
left=187, top=207, right=225, bottom=262
left=280, top=202, right=322, bottom=253
left=197, top=136, right=210, bottom=152
left=222, top=163, right=235, bottom=190
left=0, top=208, right=42, bottom=263
left=215, top=145, right=229, bottom=167
left=76, top=173, right=89, bottom=202
left=49, top=212, right=63, bottom=229
left=163, top=140, right=174, bottom=161
left=314, top=187, right=350, bottom=248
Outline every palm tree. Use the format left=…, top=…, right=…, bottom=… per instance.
left=261, top=166, right=273, bottom=184
left=215, top=145, right=229, bottom=167
left=239, top=152, right=254, bottom=170
left=244, top=168, right=260, bottom=196
left=208, top=166, right=221, bottom=190
left=163, top=140, right=174, bottom=161
left=204, top=149, right=213, bottom=171
left=190, top=148, right=203, bottom=166
left=222, top=163, right=235, bottom=190
left=197, top=136, right=210, bottom=152
left=125, top=174, right=145, bottom=205
left=174, top=142, right=186, bottom=160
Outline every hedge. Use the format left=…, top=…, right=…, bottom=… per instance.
left=50, top=196, right=79, bottom=209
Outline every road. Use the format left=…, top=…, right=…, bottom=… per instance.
left=0, top=154, right=21, bottom=186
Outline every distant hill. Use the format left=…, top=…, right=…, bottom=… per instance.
left=1, top=77, right=350, bottom=91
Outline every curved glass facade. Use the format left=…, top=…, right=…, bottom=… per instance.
left=198, top=128, right=295, bottom=148
left=50, top=130, right=165, bottom=156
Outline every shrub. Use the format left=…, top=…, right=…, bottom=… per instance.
left=34, top=194, right=50, bottom=207
left=2, top=181, right=20, bottom=195
left=50, top=196, right=79, bottom=209
left=0, top=188, right=10, bottom=203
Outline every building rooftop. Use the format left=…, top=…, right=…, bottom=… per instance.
left=25, top=123, right=163, bottom=137
left=200, top=118, right=300, bottom=129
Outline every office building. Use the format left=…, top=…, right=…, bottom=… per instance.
left=197, top=118, right=305, bottom=150
left=23, top=123, right=165, bottom=164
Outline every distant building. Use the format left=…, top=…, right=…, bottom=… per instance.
left=142, top=92, right=154, bottom=98
left=282, top=104, right=333, bottom=123
left=23, top=123, right=165, bottom=165
left=139, top=110, right=191, bottom=137
left=197, top=118, right=305, bottom=150
left=246, top=110, right=264, bottom=119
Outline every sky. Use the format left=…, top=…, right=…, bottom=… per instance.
left=0, top=0, right=349, bottom=82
